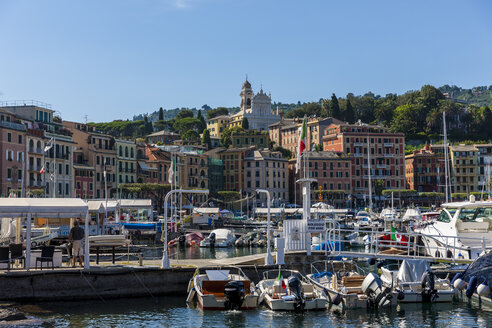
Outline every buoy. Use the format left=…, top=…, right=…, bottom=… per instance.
left=477, top=282, right=491, bottom=297
left=466, top=276, right=478, bottom=298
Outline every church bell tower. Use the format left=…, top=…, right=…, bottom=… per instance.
left=240, top=79, right=253, bottom=112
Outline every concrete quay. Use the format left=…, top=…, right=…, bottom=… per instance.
left=0, top=251, right=463, bottom=301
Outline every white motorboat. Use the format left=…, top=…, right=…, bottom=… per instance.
left=256, top=269, right=328, bottom=311
left=402, top=207, right=422, bottom=222
left=186, top=267, right=259, bottom=310
left=355, top=211, right=372, bottom=227
left=380, top=259, right=457, bottom=303
left=200, top=229, right=236, bottom=248
left=306, top=261, right=395, bottom=310
left=416, top=196, right=492, bottom=259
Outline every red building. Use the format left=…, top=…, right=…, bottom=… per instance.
left=405, top=144, right=445, bottom=192
left=322, top=121, right=405, bottom=200
left=73, top=149, right=95, bottom=199
left=289, top=151, right=352, bottom=207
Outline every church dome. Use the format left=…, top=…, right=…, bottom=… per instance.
left=242, top=80, right=251, bottom=89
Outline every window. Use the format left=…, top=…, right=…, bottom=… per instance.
left=18, top=135, right=22, bottom=144
left=7, top=133, right=11, bottom=142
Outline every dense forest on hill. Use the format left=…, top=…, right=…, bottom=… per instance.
left=91, top=84, right=492, bottom=143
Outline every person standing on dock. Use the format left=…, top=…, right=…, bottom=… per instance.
left=69, top=220, right=85, bottom=268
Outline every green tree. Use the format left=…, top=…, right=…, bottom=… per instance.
left=176, top=109, right=194, bottom=120
left=207, top=107, right=229, bottom=119
left=314, top=144, right=323, bottom=151
left=242, top=117, right=249, bottom=129
left=158, top=107, right=164, bottom=121
left=202, top=129, right=212, bottom=149
left=273, top=146, right=292, bottom=159
left=220, top=126, right=244, bottom=148
left=390, top=104, right=423, bottom=136
left=182, top=130, right=200, bottom=142
left=120, top=183, right=171, bottom=214
left=197, top=110, right=206, bottom=132
left=344, top=99, right=355, bottom=123
left=285, top=102, right=321, bottom=118
left=173, top=117, right=202, bottom=135
left=329, top=93, right=342, bottom=119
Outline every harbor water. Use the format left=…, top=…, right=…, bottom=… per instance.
left=23, top=295, right=492, bottom=327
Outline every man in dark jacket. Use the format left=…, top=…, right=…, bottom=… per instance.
left=69, top=220, right=85, bottom=267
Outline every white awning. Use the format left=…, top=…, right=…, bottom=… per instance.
left=0, top=198, right=88, bottom=218
left=255, top=208, right=284, bottom=215
left=119, top=199, right=152, bottom=209
left=87, top=200, right=119, bottom=212
left=193, top=207, right=220, bottom=214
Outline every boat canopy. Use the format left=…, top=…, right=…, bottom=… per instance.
left=87, top=200, right=119, bottom=212
left=397, top=259, right=431, bottom=282
left=0, top=198, right=88, bottom=218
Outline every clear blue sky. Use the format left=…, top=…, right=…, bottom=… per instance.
left=1, top=0, right=491, bottom=122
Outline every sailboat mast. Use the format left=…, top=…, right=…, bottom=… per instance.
left=367, top=138, right=373, bottom=212
left=443, top=111, right=451, bottom=203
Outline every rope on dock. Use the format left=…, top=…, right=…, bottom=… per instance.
left=80, top=270, right=105, bottom=302
left=130, top=267, right=156, bottom=302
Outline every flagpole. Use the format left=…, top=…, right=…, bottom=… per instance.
left=53, top=137, right=56, bottom=198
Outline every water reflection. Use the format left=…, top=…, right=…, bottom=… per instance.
left=20, top=294, right=492, bottom=328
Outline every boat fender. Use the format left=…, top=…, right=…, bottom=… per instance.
left=332, top=293, right=342, bottom=306
left=258, top=290, right=266, bottom=305
left=466, top=276, right=478, bottom=298
left=453, top=278, right=466, bottom=291
left=477, top=282, right=490, bottom=297
left=186, top=287, right=196, bottom=304
left=450, top=273, right=462, bottom=285
left=397, top=290, right=405, bottom=301
left=367, top=258, right=376, bottom=266
left=377, top=260, right=387, bottom=269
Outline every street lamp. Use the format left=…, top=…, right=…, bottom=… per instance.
left=256, top=189, right=273, bottom=265
left=161, top=189, right=209, bottom=269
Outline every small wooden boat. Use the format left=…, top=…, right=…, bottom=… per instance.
left=256, top=269, right=328, bottom=311
left=306, top=261, right=396, bottom=310
left=186, top=267, right=258, bottom=310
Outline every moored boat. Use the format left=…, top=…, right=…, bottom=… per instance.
left=380, top=259, right=457, bottom=303
left=200, top=229, right=236, bottom=248
left=186, top=267, right=259, bottom=310
left=256, top=269, right=328, bottom=311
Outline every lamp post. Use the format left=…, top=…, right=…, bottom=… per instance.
left=256, top=189, right=273, bottom=265
left=161, top=189, right=209, bottom=269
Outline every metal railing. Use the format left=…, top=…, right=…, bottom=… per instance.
left=323, top=221, right=489, bottom=263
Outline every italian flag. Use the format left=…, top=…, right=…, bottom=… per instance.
left=40, top=166, right=45, bottom=174
left=295, top=117, right=307, bottom=174
left=168, top=158, right=176, bottom=184
left=390, top=225, right=408, bottom=245
left=277, top=269, right=286, bottom=289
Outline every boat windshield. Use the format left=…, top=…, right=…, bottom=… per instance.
left=437, top=209, right=455, bottom=223
left=458, top=207, right=492, bottom=222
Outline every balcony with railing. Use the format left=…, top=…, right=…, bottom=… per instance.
left=0, top=121, right=26, bottom=132
left=354, top=142, right=364, bottom=147
left=384, top=154, right=394, bottom=158
left=376, top=164, right=387, bottom=169
left=383, top=143, right=393, bottom=147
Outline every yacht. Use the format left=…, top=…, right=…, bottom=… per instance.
left=416, top=196, right=492, bottom=259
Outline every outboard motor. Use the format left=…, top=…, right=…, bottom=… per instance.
left=209, top=232, right=216, bottom=247
left=361, top=272, right=393, bottom=308
left=224, top=280, right=245, bottom=310
left=287, top=275, right=305, bottom=311
left=421, top=270, right=438, bottom=302
left=178, top=234, right=186, bottom=247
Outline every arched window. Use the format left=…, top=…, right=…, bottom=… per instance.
left=200, top=181, right=205, bottom=188
left=130, top=148, right=134, bottom=158
left=125, top=147, right=129, bottom=157
left=36, top=141, right=41, bottom=152
left=29, top=140, right=34, bottom=152
left=200, top=170, right=205, bottom=178
left=119, top=146, right=122, bottom=157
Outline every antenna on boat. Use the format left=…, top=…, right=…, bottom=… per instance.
left=443, top=111, right=451, bottom=203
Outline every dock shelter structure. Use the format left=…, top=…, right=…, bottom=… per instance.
left=0, top=198, right=90, bottom=270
